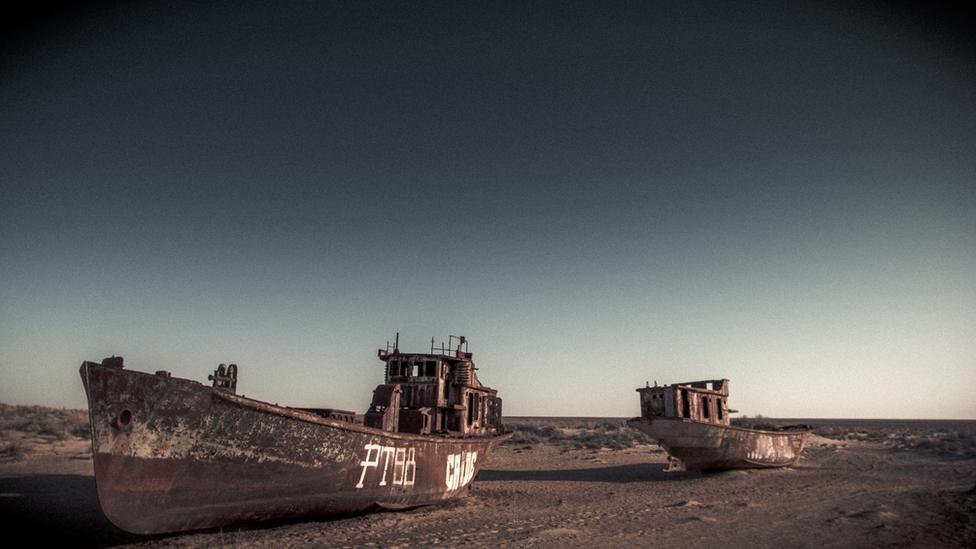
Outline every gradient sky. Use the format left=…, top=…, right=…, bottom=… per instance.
left=2, top=1, right=974, bottom=418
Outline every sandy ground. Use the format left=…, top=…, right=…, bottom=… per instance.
left=1, top=413, right=974, bottom=548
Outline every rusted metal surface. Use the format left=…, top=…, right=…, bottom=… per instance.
left=371, top=336, right=502, bottom=436
left=207, top=363, right=237, bottom=393
left=79, top=337, right=509, bottom=535
left=627, top=379, right=809, bottom=471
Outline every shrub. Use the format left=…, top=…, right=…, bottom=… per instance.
left=0, top=403, right=89, bottom=440
left=0, top=442, right=24, bottom=462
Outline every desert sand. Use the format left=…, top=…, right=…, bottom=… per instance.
left=2, top=406, right=974, bottom=548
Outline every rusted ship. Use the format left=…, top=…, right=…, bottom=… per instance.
left=627, top=379, right=809, bottom=471
left=79, top=335, right=508, bottom=534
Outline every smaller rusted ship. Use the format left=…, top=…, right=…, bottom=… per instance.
left=627, top=379, right=809, bottom=471
left=80, top=335, right=508, bottom=534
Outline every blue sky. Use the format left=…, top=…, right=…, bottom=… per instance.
left=1, top=1, right=973, bottom=417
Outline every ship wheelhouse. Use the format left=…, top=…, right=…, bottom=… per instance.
left=364, top=336, right=503, bottom=436
left=637, top=379, right=732, bottom=426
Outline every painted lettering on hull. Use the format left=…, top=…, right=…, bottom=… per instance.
left=355, top=444, right=417, bottom=488
left=445, top=451, right=477, bottom=491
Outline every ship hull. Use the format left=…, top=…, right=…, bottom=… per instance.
left=80, top=363, right=508, bottom=534
left=627, top=417, right=808, bottom=471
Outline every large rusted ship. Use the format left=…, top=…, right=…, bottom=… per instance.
left=627, top=379, right=809, bottom=471
left=79, top=335, right=508, bottom=535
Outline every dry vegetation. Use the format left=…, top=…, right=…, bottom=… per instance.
left=0, top=403, right=89, bottom=462
left=503, top=418, right=655, bottom=451
left=734, top=417, right=976, bottom=459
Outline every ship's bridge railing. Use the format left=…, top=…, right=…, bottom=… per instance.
left=429, top=335, right=471, bottom=358
left=378, top=334, right=473, bottom=360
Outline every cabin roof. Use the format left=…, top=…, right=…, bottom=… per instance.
left=673, top=379, right=729, bottom=386
left=638, top=378, right=730, bottom=396
left=378, top=351, right=472, bottom=363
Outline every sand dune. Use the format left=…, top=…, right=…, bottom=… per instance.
left=1, top=406, right=974, bottom=547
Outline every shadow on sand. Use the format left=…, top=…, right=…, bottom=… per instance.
left=477, top=462, right=702, bottom=483
left=0, top=474, right=408, bottom=546
left=0, top=474, right=139, bottom=547
left=0, top=466, right=702, bottom=545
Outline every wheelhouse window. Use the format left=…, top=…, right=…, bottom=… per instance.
left=466, top=392, right=476, bottom=426
left=702, top=396, right=710, bottom=419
